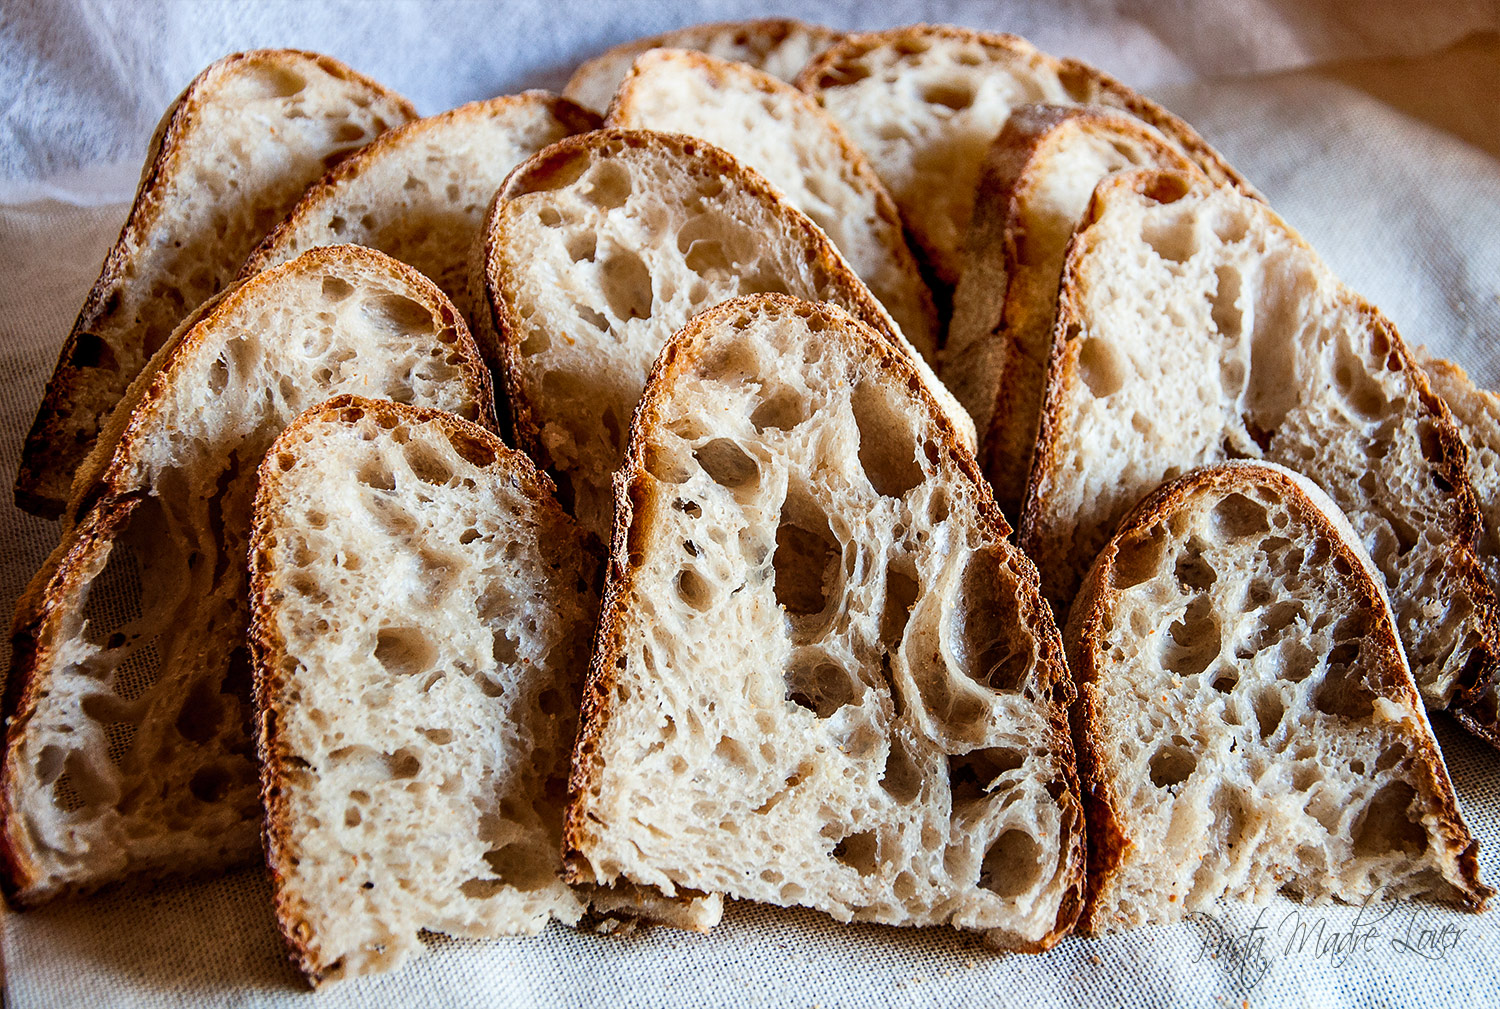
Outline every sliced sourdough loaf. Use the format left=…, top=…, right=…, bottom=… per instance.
left=1411, top=349, right=1500, bottom=743
left=241, top=92, right=599, bottom=322
left=1066, top=461, right=1490, bottom=933
left=250, top=396, right=598, bottom=983
left=606, top=49, right=937, bottom=359
left=564, top=18, right=841, bottom=115
left=946, top=104, right=1198, bottom=519
left=16, top=50, right=415, bottom=518
left=796, top=25, right=1249, bottom=292
left=565, top=294, right=1084, bottom=951
left=1022, top=169, right=1498, bottom=724
left=474, top=128, right=974, bottom=540
left=0, top=247, right=494, bottom=908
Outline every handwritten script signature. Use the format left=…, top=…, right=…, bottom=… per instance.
left=1186, top=891, right=1467, bottom=991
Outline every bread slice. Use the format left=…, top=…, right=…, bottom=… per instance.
left=946, top=105, right=1198, bottom=519
left=795, top=25, right=1250, bottom=291
left=474, top=128, right=975, bottom=540
left=250, top=396, right=598, bottom=983
left=606, top=49, right=937, bottom=360
left=1022, top=169, right=1496, bottom=723
left=564, top=294, right=1084, bottom=952
left=0, top=247, right=494, bottom=908
left=241, top=92, right=599, bottom=322
left=15, top=50, right=415, bottom=518
left=1411, top=349, right=1500, bottom=742
left=563, top=18, right=841, bottom=115
left=1066, top=461, right=1490, bottom=933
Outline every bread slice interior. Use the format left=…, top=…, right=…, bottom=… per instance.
left=243, top=92, right=599, bottom=322
left=945, top=104, right=1197, bottom=519
left=607, top=49, right=937, bottom=359
left=1022, top=169, right=1496, bottom=719
left=250, top=397, right=596, bottom=983
left=16, top=49, right=414, bottom=517
left=565, top=294, right=1084, bottom=951
left=475, top=128, right=972, bottom=541
left=0, top=247, right=493, bottom=907
left=1066, top=461, right=1490, bottom=933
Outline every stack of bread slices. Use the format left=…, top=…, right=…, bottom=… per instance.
left=3, top=18, right=1494, bottom=986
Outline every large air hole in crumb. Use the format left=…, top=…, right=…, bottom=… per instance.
left=880, top=737, right=923, bottom=804
left=1164, top=596, right=1219, bottom=677
left=363, top=293, right=435, bottom=334
left=1141, top=212, right=1197, bottom=263
left=1352, top=781, right=1426, bottom=855
left=957, top=549, right=1030, bottom=692
left=1077, top=337, right=1125, bottom=398
left=694, top=439, right=759, bottom=494
left=385, top=749, right=421, bottom=778
left=1149, top=745, right=1196, bottom=788
left=1112, top=524, right=1166, bottom=589
left=600, top=250, right=654, bottom=322
left=1213, top=493, right=1270, bottom=538
left=374, top=627, right=437, bottom=676
left=189, top=765, right=232, bottom=804
left=244, top=64, right=306, bottom=98
left=772, top=491, right=840, bottom=628
left=1254, top=689, right=1285, bottom=739
left=483, top=843, right=555, bottom=890
left=584, top=160, right=632, bottom=210
left=851, top=382, right=923, bottom=499
left=785, top=654, right=861, bottom=717
left=1174, top=542, right=1217, bottom=592
left=175, top=678, right=222, bottom=743
left=921, top=81, right=974, bottom=110
left=676, top=568, right=714, bottom=611
left=1312, top=642, right=1376, bottom=719
left=404, top=441, right=453, bottom=485
left=1210, top=265, right=1243, bottom=340
left=880, top=562, right=919, bottom=651
left=59, top=751, right=116, bottom=808
left=751, top=386, right=808, bottom=431
left=978, top=830, right=1043, bottom=898
left=832, top=831, right=880, bottom=875
left=950, top=747, right=1026, bottom=806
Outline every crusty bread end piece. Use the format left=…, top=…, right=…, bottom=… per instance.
left=566, top=294, right=1084, bottom=952
left=16, top=49, right=415, bottom=518
left=606, top=49, right=938, bottom=360
left=796, top=25, right=1250, bottom=292
left=564, top=18, right=841, bottom=115
left=241, top=92, right=599, bottom=323
left=1067, top=461, right=1490, bottom=932
left=1411, top=348, right=1500, bottom=743
left=0, top=247, right=493, bottom=908
left=945, top=104, right=1197, bottom=519
left=1021, top=169, right=1497, bottom=723
left=251, top=396, right=596, bottom=983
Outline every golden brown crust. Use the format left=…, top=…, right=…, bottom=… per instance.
left=248, top=395, right=562, bottom=985
left=0, top=247, right=495, bottom=908
left=240, top=91, right=601, bottom=281
left=475, top=127, right=903, bottom=473
left=1066, top=463, right=1491, bottom=932
left=560, top=293, right=1084, bottom=949
left=15, top=50, right=417, bottom=519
